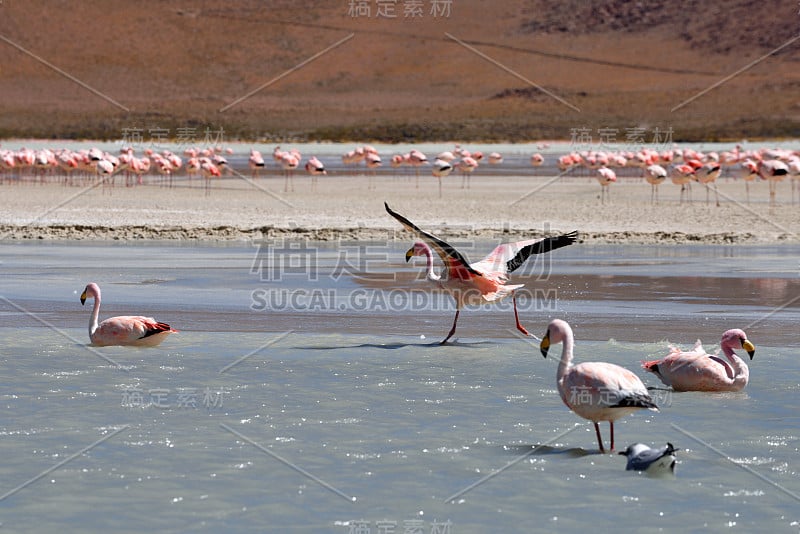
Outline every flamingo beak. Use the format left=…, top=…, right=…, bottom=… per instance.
left=80, top=291, right=87, bottom=305
left=405, top=247, right=414, bottom=263
left=742, top=339, right=755, bottom=360
left=539, top=333, right=550, bottom=358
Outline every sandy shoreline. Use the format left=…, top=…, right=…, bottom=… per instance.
left=1, top=174, right=798, bottom=244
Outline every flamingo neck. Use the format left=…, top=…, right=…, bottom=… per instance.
left=419, top=243, right=441, bottom=282
left=721, top=344, right=749, bottom=385
left=88, top=295, right=101, bottom=338
left=556, top=332, right=575, bottom=380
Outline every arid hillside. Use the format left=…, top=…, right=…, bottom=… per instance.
left=0, top=0, right=798, bottom=141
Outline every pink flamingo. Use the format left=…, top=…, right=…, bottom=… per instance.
left=457, top=156, right=478, bottom=189
left=408, top=149, right=428, bottom=188
left=200, top=157, right=221, bottom=196
left=670, top=164, right=696, bottom=203
left=530, top=153, right=544, bottom=175
left=729, top=158, right=759, bottom=203
left=641, top=329, right=756, bottom=392
left=595, top=166, right=616, bottom=203
left=249, top=149, right=266, bottom=178
left=80, top=283, right=176, bottom=347
left=385, top=203, right=577, bottom=344
left=281, top=152, right=300, bottom=192
left=758, top=159, right=789, bottom=207
left=644, top=164, right=667, bottom=204
left=488, top=152, right=503, bottom=165
left=696, top=162, right=722, bottom=206
left=540, top=319, right=658, bottom=453
left=304, top=156, right=326, bottom=191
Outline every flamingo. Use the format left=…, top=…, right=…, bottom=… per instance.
left=595, top=166, right=616, bottom=203
left=759, top=159, right=789, bottom=207
left=644, top=164, right=667, bottom=204
left=199, top=157, right=221, bottom=196
left=304, top=156, right=326, bottom=191
left=457, top=156, right=478, bottom=189
left=729, top=158, right=759, bottom=203
left=788, top=158, right=800, bottom=204
left=539, top=319, right=658, bottom=453
left=530, top=153, right=544, bottom=175
left=488, top=152, right=503, bottom=165
left=385, top=203, right=577, bottom=344
left=408, top=149, right=428, bottom=188
left=365, top=152, right=382, bottom=190
left=80, top=283, right=176, bottom=347
left=670, top=164, right=696, bottom=203
left=249, top=149, right=266, bottom=178
left=641, top=329, right=756, bottom=392
left=281, top=152, right=300, bottom=192
left=696, top=162, right=722, bottom=206
left=431, top=158, right=454, bottom=198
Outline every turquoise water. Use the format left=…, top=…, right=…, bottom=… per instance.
left=0, top=242, right=798, bottom=532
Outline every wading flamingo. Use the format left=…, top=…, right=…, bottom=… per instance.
left=641, top=329, right=755, bottom=392
left=80, top=283, right=176, bottom=347
left=540, top=319, right=658, bottom=453
left=385, top=203, right=577, bottom=344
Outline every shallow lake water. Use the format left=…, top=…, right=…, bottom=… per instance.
left=0, top=241, right=798, bottom=532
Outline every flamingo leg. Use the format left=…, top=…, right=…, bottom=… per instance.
left=594, top=422, right=605, bottom=453
left=513, top=293, right=529, bottom=336
left=609, top=422, right=615, bottom=452
left=441, top=309, right=460, bottom=345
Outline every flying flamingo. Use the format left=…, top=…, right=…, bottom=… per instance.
left=641, top=329, right=755, bottom=392
left=385, top=203, right=577, bottom=344
left=644, top=164, right=667, bottom=204
left=80, top=283, right=176, bottom=347
left=431, top=158, right=454, bottom=198
left=595, top=166, right=616, bottom=203
left=539, top=319, right=658, bottom=453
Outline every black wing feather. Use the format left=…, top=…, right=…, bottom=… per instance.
left=506, top=231, right=578, bottom=273
left=384, top=202, right=481, bottom=276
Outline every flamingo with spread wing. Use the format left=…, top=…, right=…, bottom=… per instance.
left=385, top=202, right=578, bottom=344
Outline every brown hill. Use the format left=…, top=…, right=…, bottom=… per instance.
left=0, top=0, right=798, bottom=141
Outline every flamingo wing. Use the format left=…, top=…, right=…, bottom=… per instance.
left=472, top=232, right=578, bottom=275
left=385, top=202, right=481, bottom=279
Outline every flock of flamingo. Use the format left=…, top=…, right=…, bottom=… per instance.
left=77, top=201, right=761, bottom=456
left=3, top=142, right=798, bottom=204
